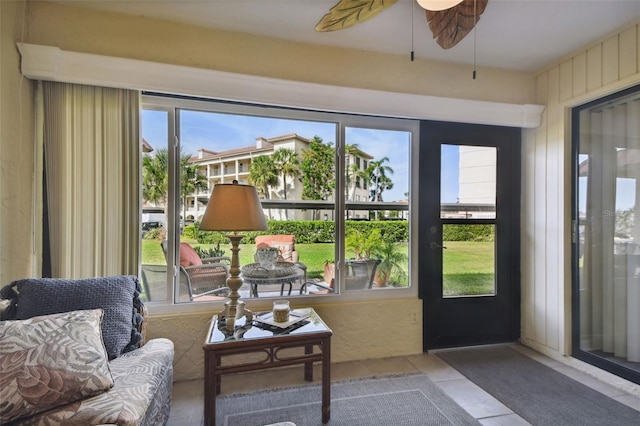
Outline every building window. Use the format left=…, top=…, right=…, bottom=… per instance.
left=140, top=94, right=416, bottom=305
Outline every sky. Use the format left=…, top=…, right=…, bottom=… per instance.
left=142, top=109, right=435, bottom=203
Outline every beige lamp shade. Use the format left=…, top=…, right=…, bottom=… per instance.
left=416, top=0, right=464, bottom=11
left=199, top=181, right=268, bottom=232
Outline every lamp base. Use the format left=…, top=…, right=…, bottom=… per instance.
left=219, top=233, right=254, bottom=330
left=218, top=300, right=254, bottom=330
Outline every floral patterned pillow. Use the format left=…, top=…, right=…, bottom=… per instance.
left=0, top=309, right=114, bottom=423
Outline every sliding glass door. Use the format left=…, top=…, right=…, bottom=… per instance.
left=573, top=84, right=640, bottom=384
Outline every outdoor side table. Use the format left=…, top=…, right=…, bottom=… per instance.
left=241, top=265, right=305, bottom=297
left=203, top=308, right=332, bottom=426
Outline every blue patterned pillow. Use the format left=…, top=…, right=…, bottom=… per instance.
left=0, top=276, right=143, bottom=360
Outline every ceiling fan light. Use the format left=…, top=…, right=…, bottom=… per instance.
left=416, top=0, right=464, bottom=11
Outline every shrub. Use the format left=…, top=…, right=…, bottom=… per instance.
left=143, top=227, right=165, bottom=240
left=194, top=243, right=226, bottom=258
left=182, top=223, right=199, bottom=240
left=195, top=228, right=230, bottom=245
left=194, top=219, right=410, bottom=244
left=346, top=229, right=383, bottom=260
left=443, top=224, right=494, bottom=242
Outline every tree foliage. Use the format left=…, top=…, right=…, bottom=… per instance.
left=301, top=136, right=335, bottom=219
left=272, top=147, right=301, bottom=200
left=142, top=148, right=207, bottom=219
left=367, top=156, right=394, bottom=202
left=142, top=149, right=169, bottom=206
left=248, top=155, right=278, bottom=199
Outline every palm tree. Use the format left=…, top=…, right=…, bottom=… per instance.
left=142, top=148, right=207, bottom=228
left=368, top=156, right=394, bottom=201
left=249, top=155, right=278, bottom=219
left=180, top=158, right=208, bottom=228
left=367, top=156, right=394, bottom=219
left=248, top=155, right=278, bottom=199
left=142, top=148, right=169, bottom=206
left=373, top=239, right=407, bottom=286
left=272, top=147, right=301, bottom=219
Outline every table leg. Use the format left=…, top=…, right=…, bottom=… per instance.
left=204, top=352, right=217, bottom=426
left=322, top=338, right=331, bottom=423
left=304, top=344, right=313, bottom=381
left=216, top=355, right=222, bottom=395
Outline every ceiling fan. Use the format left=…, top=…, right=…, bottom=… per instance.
left=316, top=0, right=489, bottom=50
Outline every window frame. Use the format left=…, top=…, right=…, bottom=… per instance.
left=141, top=94, right=419, bottom=313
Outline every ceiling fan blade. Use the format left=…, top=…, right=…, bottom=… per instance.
left=426, top=0, right=488, bottom=49
left=316, top=0, right=398, bottom=32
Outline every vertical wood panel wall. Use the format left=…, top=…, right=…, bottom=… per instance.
left=522, top=22, right=640, bottom=357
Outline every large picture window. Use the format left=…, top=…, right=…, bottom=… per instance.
left=139, top=95, right=417, bottom=305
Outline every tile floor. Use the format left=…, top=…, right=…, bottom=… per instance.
left=167, top=343, right=640, bottom=426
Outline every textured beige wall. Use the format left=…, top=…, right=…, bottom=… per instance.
left=0, top=0, right=36, bottom=283
left=522, top=20, right=640, bottom=359
left=25, top=1, right=535, bottom=105
left=146, top=299, right=422, bottom=382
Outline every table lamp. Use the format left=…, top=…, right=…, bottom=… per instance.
left=416, top=0, right=463, bottom=11
left=199, top=180, right=268, bottom=329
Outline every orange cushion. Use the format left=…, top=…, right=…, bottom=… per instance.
left=179, top=243, right=202, bottom=267
left=256, top=235, right=295, bottom=246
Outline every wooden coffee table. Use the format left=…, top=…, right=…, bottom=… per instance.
left=203, top=308, right=332, bottom=426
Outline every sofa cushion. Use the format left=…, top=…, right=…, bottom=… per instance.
left=1, top=276, right=143, bottom=360
left=0, top=309, right=114, bottom=423
left=7, top=338, right=175, bottom=426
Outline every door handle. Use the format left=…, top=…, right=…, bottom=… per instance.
left=430, top=242, right=447, bottom=250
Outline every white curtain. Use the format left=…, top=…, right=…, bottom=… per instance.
left=42, top=82, right=140, bottom=278
left=580, top=98, right=640, bottom=362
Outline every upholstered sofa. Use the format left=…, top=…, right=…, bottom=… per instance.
left=0, top=275, right=174, bottom=426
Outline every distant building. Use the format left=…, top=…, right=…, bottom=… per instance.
left=182, top=134, right=372, bottom=221
left=443, top=146, right=497, bottom=219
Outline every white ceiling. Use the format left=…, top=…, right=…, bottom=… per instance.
left=51, top=0, right=640, bottom=72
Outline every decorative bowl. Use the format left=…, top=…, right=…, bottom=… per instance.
left=241, top=262, right=297, bottom=278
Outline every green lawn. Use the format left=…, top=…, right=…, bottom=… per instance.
left=141, top=239, right=494, bottom=293
left=443, top=241, right=495, bottom=296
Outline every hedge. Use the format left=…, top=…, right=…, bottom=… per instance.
left=190, top=220, right=407, bottom=244
left=443, top=224, right=494, bottom=242
left=186, top=220, right=493, bottom=244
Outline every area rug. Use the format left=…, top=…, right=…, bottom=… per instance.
left=437, top=345, right=640, bottom=426
left=215, top=374, right=480, bottom=426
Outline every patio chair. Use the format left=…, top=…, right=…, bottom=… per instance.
left=160, top=241, right=231, bottom=299
left=299, top=258, right=381, bottom=294
left=140, top=264, right=168, bottom=301
left=255, top=234, right=307, bottom=283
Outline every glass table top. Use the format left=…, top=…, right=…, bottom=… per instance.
left=207, top=308, right=331, bottom=344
